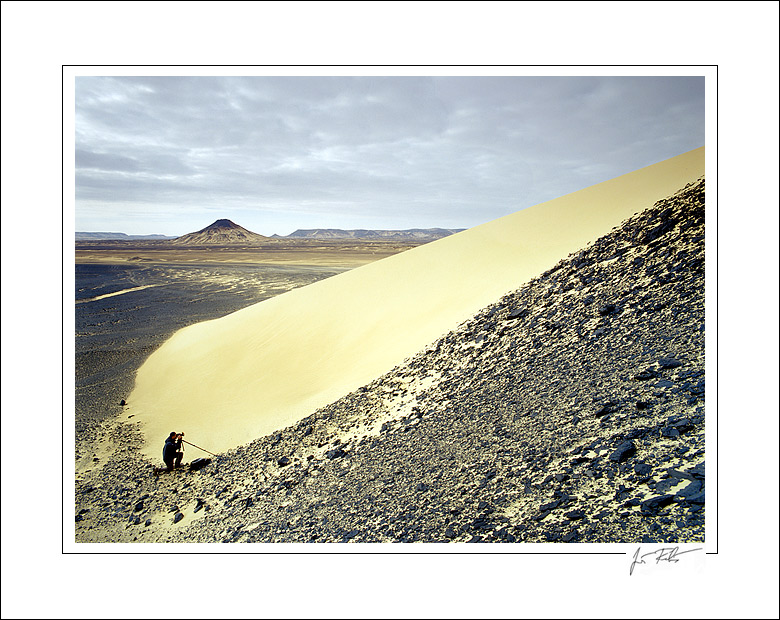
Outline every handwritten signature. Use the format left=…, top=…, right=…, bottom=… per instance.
left=630, top=546, right=703, bottom=575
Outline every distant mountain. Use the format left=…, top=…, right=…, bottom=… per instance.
left=283, top=228, right=465, bottom=241
left=172, top=219, right=267, bottom=245
left=75, top=232, right=176, bottom=240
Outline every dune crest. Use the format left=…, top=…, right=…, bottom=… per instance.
left=129, top=147, right=704, bottom=457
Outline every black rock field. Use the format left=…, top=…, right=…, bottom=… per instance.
left=75, top=178, right=705, bottom=544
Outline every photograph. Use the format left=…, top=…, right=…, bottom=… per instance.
left=73, top=75, right=707, bottom=545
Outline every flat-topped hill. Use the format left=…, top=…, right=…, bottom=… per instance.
left=283, top=228, right=465, bottom=240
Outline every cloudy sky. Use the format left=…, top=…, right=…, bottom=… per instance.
left=75, top=75, right=704, bottom=236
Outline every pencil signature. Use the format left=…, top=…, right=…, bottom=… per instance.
left=630, top=546, right=703, bottom=575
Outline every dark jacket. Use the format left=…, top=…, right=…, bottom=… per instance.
left=163, top=435, right=182, bottom=461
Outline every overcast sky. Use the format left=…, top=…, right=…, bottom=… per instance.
left=75, top=76, right=704, bottom=236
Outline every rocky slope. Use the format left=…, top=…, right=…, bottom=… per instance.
left=172, top=219, right=267, bottom=245
left=75, top=178, right=705, bottom=544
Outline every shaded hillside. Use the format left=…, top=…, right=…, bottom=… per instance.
left=75, top=178, right=705, bottom=544
left=172, top=219, right=267, bottom=245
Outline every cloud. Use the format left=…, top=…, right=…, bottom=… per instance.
left=75, top=76, right=704, bottom=235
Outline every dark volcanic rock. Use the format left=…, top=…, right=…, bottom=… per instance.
left=640, top=495, right=675, bottom=515
left=594, top=402, right=617, bottom=418
left=675, top=481, right=702, bottom=499
left=610, top=441, right=637, bottom=463
left=507, top=307, right=529, bottom=320
left=634, top=369, right=658, bottom=381
left=326, top=446, right=347, bottom=460
left=634, top=463, right=652, bottom=477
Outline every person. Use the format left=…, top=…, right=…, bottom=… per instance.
left=153, top=432, right=184, bottom=475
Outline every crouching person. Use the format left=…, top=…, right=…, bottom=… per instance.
left=153, top=432, right=184, bottom=475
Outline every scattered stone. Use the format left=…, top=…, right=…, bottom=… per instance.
left=507, top=307, right=529, bottom=320
left=173, top=512, right=184, bottom=524
left=667, top=468, right=696, bottom=481
left=594, top=402, right=616, bottom=418
left=326, top=446, right=346, bottom=460
left=658, top=358, right=682, bottom=369
left=640, top=495, right=675, bottom=515
left=609, top=441, right=636, bottom=463
left=634, top=463, right=652, bottom=477
left=565, top=509, right=586, bottom=520
left=634, top=369, right=658, bottom=381
left=686, top=489, right=705, bottom=505
left=675, top=481, right=702, bottom=499
left=277, top=456, right=291, bottom=467
left=688, top=462, right=705, bottom=479
left=668, top=417, right=693, bottom=433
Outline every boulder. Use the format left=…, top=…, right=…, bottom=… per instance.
left=640, top=495, right=675, bottom=515
left=599, top=304, right=617, bottom=316
left=634, top=463, right=652, bottom=477
left=609, top=441, right=636, bottom=463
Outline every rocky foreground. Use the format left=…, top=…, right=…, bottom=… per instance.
left=75, top=178, right=705, bottom=544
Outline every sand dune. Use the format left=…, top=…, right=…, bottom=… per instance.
left=129, top=147, right=704, bottom=457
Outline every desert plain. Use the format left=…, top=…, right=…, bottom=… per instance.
left=75, top=237, right=422, bottom=269
left=74, top=147, right=706, bottom=545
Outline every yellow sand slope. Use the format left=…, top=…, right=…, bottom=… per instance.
left=129, top=147, right=704, bottom=457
